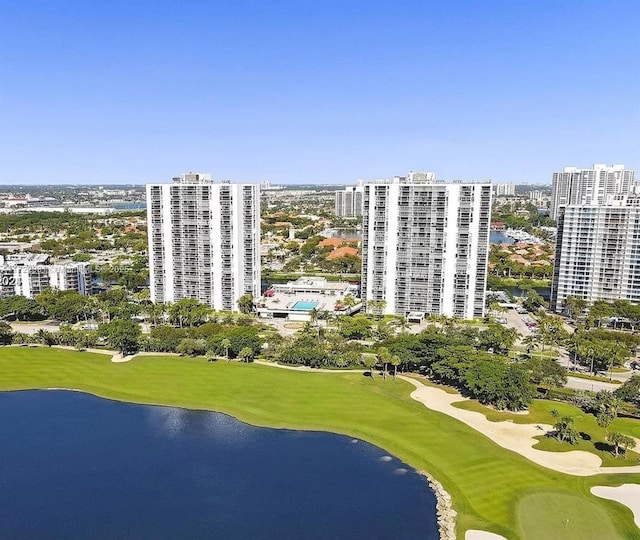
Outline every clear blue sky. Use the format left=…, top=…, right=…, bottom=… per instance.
left=1, top=0, right=638, bottom=185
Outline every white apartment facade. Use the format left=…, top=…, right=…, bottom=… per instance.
left=550, top=164, right=636, bottom=220
left=494, top=182, right=516, bottom=197
left=550, top=195, right=640, bottom=312
left=0, top=255, right=92, bottom=299
left=335, top=181, right=364, bottom=218
left=146, top=173, right=260, bottom=312
left=361, top=174, right=492, bottom=319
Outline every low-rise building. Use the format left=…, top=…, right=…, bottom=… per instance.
left=0, top=254, right=92, bottom=299
left=256, top=277, right=360, bottom=321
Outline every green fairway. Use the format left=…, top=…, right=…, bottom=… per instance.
left=517, top=492, right=623, bottom=540
left=454, top=399, right=640, bottom=466
left=1, top=347, right=639, bottom=540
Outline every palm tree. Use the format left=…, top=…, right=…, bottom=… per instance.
left=553, top=416, right=578, bottom=444
left=221, top=338, right=232, bottom=362
left=607, top=432, right=636, bottom=458
left=390, top=355, right=401, bottom=378
left=377, top=347, right=391, bottom=379
left=360, top=353, right=377, bottom=378
left=239, top=346, right=255, bottom=363
left=342, top=294, right=357, bottom=312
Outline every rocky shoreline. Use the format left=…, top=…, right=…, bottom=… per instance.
left=420, top=471, right=456, bottom=540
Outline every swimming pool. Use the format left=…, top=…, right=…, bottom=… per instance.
left=292, top=301, right=319, bottom=311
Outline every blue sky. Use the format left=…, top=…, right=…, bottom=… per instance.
left=1, top=0, right=638, bottom=185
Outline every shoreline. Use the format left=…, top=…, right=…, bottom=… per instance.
left=9, top=386, right=451, bottom=536
left=3, top=349, right=639, bottom=538
left=419, top=470, right=456, bottom=540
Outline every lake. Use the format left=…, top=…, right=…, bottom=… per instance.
left=0, top=391, right=438, bottom=539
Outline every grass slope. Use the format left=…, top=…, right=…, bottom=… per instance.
left=1, top=348, right=639, bottom=540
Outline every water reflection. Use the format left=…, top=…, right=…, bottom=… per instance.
left=145, top=406, right=257, bottom=449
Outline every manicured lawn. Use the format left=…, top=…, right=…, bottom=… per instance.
left=1, top=347, right=639, bottom=540
left=454, top=399, right=640, bottom=466
left=517, top=492, right=625, bottom=540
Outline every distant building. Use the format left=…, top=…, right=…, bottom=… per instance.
left=146, top=172, right=260, bottom=312
left=0, top=254, right=91, bottom=299
left=528, top=190, right=545, bottom=201
left=361, top=174, right=492, bottom=319
left=550, top=195, right=640, bottom=312
left=494, top=183, right=516, bottom=197
left=335, top=181, right=364, bottom=218
left=550, top=164, right=636, bottom=220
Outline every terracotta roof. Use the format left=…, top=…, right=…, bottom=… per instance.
left=326, top=246, right=359, bottom=260
left=318, top=238, right=344, bottom=248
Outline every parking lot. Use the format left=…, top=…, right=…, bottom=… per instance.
left=503, top=307, right=533, bottom=339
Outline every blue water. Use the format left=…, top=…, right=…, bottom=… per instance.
left=490, top=231, right=515, bottom=244
left=0, top=391, right=438, bottom=539
left=292, top=300, right=320, bottom=311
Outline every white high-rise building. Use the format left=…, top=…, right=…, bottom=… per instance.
left=550, top=164, right=636, bottom=220
left=335, top=181, right=364, bottom=218
left=0, top=254, right=92, bottom=299
left=146, top=173, right=260, bottom=312
left=550, top=194, right=640, bottom=312
left=494, top=182, right=516, bottom=197
left=361, top=174, right=492, bottom=319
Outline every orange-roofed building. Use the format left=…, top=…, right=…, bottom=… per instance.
left=318, top=238, right=344, bottom=249
left=326, top=246, right=359, bottom=260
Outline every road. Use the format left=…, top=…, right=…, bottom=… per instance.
left=565, top=376, right=621, bottom=393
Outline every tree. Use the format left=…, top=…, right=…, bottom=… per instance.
left=564, top=296, right=587, bottom=320
left=237, top=294, right=255, bottom=315
left=177, top=338, right=206, bottom=357
left=239, top=346, right=255, bottom=363
left=368, top=299, right=387, bottom=320
left=342, top=294, right=357, bottom=310
left=614, top=375, right=640, bottom=407
left=35, top=328, right=56, bottom=347
left=536, top=313, right=568, bottom=351
left=596, top=409, right=615, bottom=433
left=148, top=325, right=186, bottom=352
left=525, top=356, right=567, bottom=393
left=0, top=321, right=13, bottom=345
left=0, top=295, right=42, bottom=321
left=607, top=432, right=636, bottom=458
left=553, top=416, right=579, bottom=444
left=168, top=298, right=209, bottom=327
left=478, top=323, right=519, bottom=355
left=100, top=319, right=141, bottom=355
left=221, top=338, right=232, bottom=362
left=361, top=353, right=378, bottom=378
left=339, top=316, right=372, bottom=340
left=144, top=302, right=165, bottom=326
left=377, top=346, right=391, bottom=379
left=390, top=354, right=401, bottom=378
left=522, top=289, right=546, bottom=312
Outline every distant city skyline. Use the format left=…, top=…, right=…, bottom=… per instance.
left=1, top=1, right=638, bottom=185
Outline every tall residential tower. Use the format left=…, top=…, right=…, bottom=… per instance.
left=550, top=193, right=640, bottom=312
left=550, top=164, right=635, bottom=220
left=334, top=181, right=364, bottom=218
left=146, top=173, right=260, bottom=312
left=361, top=174, right=492, bottom=319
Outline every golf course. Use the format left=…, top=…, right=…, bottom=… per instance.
left=1, top=347, right=639, bottom=539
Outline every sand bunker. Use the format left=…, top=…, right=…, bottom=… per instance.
left=399, top=376, right=640, bottom=477
left=591, top=484, right=640, bottom=528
